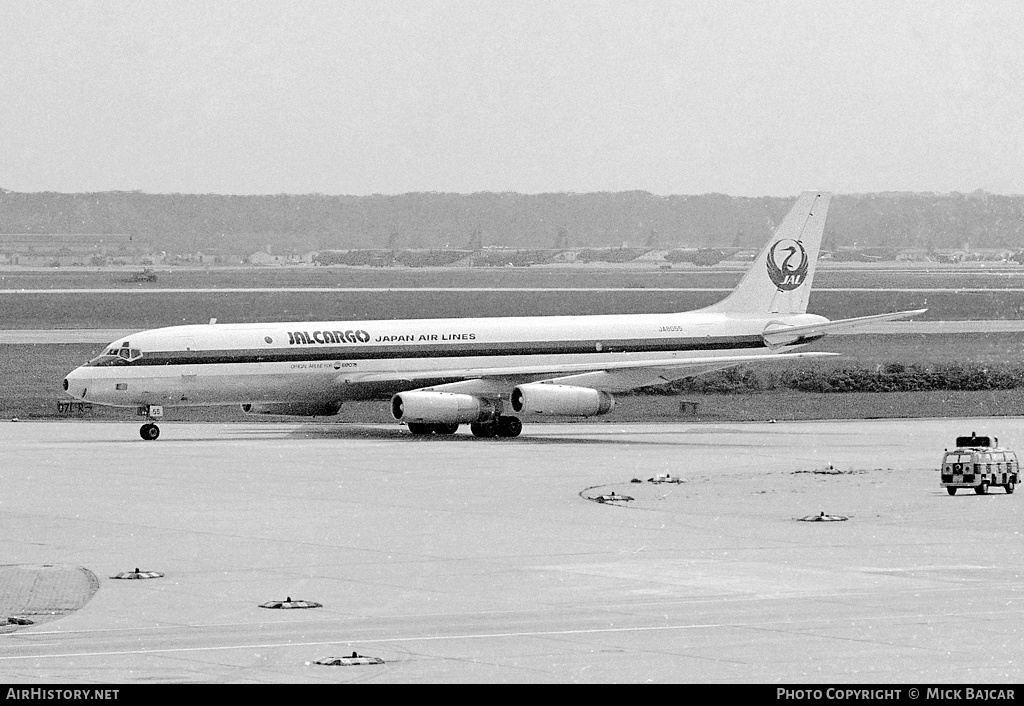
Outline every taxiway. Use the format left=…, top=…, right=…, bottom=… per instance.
left=0, top=419, right=1020, bottom=683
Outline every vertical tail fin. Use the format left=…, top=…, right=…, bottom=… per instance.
left=702, top=191, right=831, bottom=315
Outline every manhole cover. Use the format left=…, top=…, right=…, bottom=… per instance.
left=2, top=617, right=33, bottom=626
left=798, top=512, right=849, bottom=522
left=316, top=653, right=384, bottom=666
left=594, top=492, right=633, bottom=504
left=259, top=597, right=322, bottom=609
left=648, top=474, right=685, bottom=484
left=110, top=568, right=164, bottom=579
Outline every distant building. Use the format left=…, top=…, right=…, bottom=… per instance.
left=0, top=233, right=136, bottom=266
left=247, top=251, right=304, bottom=266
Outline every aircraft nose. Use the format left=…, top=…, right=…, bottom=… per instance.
left=63, top=368, right=90, bottom=400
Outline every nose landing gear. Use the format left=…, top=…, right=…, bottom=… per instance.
left=137, top=405, right=164, bottom=441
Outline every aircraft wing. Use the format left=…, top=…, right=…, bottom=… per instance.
left=762, top=309, right=927, bottom=346
left=339, top=350, right=838, bottom=393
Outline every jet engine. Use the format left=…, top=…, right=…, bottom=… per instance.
left=391, top=391, right=498, bottom=424
left=241, top=401, right=341, bottom=416
left=510, top=384, right=614, bottom=416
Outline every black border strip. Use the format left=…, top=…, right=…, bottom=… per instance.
left=91, top=334, right=823, bottom=368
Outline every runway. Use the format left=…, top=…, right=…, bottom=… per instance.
left=0, top=419, right=1020, bottom=683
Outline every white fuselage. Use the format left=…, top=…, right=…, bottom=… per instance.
left=64, top=310, right=827, bottom=409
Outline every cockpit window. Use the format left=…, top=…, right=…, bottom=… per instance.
left=86, top=347, right=143, bottom=367
left=86, top=355, right=128, bottom=367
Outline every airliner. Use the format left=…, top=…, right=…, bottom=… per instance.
left=63, top=192, right=924, bottom=440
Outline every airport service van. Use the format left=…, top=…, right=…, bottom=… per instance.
left=940, top=434, right=1018, bottom=496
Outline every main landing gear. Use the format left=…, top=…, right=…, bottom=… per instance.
left=138, top=405, right=164, bottom=441
left=407, top=422, right=459, bottom=435
left=470, top=416, right=522, bottom=438
left=407, top=416, right=523, bottom=438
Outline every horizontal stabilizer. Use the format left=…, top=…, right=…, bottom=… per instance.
left=762, top=309, right=927, bottom=346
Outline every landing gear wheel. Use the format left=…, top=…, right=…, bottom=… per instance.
left=140, top=423, right=160, bottom=441
left=1005, top=481, right=1015, bottom=494
left=975, top=481, right=989, bottom=495
left=433, top=423, right=459, bottom=435
left=946, top=487, right=957, bottom=496
left=470, top=421, right=498, bottom=438
left=407, top=423, right=433, bottom=435
left=496, top=416, right=522, bottom=438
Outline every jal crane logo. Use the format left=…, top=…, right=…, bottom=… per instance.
left=766, top=239, right=809, bottom=291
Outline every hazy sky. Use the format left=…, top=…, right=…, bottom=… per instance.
left=2, top=1, right=1021, bottom=196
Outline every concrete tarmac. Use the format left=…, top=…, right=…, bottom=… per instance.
left=0, top=419, right=1021, bottom=683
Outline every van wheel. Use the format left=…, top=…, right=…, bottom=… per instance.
left=946, top=487, right=957, bottom=496
left=975, top=481, right=989, bottom=495
left=1006, top=481, right=1015, bottom=494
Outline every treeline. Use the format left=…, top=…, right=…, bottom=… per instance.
left=1, top=189, right=1023, bottom=255
left=644, top=362, right=1024, bottom=395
